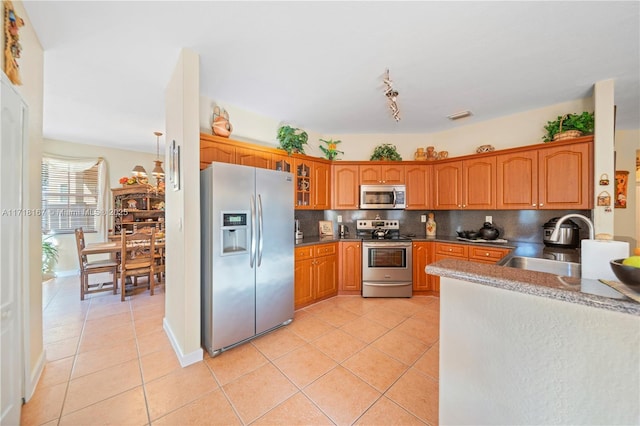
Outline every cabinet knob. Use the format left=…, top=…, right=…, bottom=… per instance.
left=485, top=252, right=490, bottom=256
left=539, top=203, right=544, bottom=207
left=449, top=248, right=453, bottom=252
left=457, top=204, right=461, bottom=208
left=532, top=203, right=537, bottom=207
left=462, top=204, right=466, bottom=208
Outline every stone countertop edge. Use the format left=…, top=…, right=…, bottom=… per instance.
left=426, top=259, right=640, bottom=316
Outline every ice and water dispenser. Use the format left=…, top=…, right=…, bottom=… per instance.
left=221, top=212, right=249, bottom=255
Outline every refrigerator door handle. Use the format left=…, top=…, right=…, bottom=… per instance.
left=257, top=194, right=264, bottom=267
left=250, top=195, right=256, bottom=268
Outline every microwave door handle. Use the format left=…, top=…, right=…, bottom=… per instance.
left=392, top=188, right=397, bottom=208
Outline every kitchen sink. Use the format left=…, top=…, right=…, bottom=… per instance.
left=499, top=256, right=581, bottom=278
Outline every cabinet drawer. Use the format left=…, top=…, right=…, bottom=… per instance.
left=315, top=243, right=337, bottom=257
left=295, top=246, right=314, bottom=260
left=434, top=242, right=468, bottom=258
left=468, top=246, right=510, bottom=263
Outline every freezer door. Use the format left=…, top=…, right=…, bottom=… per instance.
left=255, top=168, right=295, bottom=334
left=206, top=162, right=257, bottom=350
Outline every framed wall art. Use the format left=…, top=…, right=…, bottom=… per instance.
left=319, top=220, right=333, bottom=237
left=615, top=170, right=629, bottom=208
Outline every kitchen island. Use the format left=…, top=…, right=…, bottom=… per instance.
left=427, top=259, right=639, bottom=425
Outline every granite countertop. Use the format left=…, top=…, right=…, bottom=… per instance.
left=426, top=259, right=640, bottom=316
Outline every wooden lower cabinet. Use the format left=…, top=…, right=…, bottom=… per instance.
left=294, top=243, right=338, bottom=309
left=468, top=246, right=511, bottom=264
left=429, top=242, right=510, bottom=293
left=412, top=241, right=436, bottom=294
left=338, top=241, right=362, bottom=294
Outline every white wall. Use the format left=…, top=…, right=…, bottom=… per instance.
left=2, top=0, right=46, bottom=401
left=164, top=49, right=203, bottom=366
left=615, top=129, right=640, bottom=248
left=440, top=277, right=640, bottom=424
left=199, top=97, right=593, bottom=161
left=43, top=138, right=157, bottom=273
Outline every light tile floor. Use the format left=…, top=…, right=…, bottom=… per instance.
left=22, top=275, right=440, bottom=425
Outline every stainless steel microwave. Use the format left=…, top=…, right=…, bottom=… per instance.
left=360, top=185, right=406, bottom=209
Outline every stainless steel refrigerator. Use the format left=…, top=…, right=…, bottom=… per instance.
left=201, top=162, right=294, bottom=356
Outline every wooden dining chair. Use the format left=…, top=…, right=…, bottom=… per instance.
left=75, top=228, right=118, bottom=300
left=120, top=229, right=156, bottom=301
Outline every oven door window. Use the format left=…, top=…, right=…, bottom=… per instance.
left=367, top=247, right=406, bottom=268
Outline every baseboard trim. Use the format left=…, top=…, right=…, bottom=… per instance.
left=24, top=349, right=46, bottom=402
left=163, top=317, right=203, bottom=367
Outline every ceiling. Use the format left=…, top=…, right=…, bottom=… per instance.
left=23, top=1, right=640, bottom=154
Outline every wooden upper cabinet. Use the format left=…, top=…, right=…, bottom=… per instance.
left=433, top=161, right=463, bottom=209
left=433, top=158, right=495, bottom=210
left=359, top=164, right=405, bottom=184
left=497, top=150, right=538, bottom=209
left=236, top=146, right=271, bottom=169
left=538, top=142, right=592, bottom=209
left=312, top=161, right=331, bottom=210
left=463, top=157, right=496, bottom=209
left=405, top=164, right=431, bottom=210
left=272, top=153, right=294, bottom=173
left=294, top=158, right=313, bottom=209
left=200, top=139, right=235, bottom=169
left=332, top=164, right=360, bottom=210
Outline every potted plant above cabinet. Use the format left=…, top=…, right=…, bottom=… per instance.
left=370, top=143, right=402, bottom=161
left=542, top=112, right=594, bottom=142
left=277, top=125, right=309, bottom=155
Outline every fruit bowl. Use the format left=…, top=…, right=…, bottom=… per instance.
left=610, top=259, right=640, bottom=288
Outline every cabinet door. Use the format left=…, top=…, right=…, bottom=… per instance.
left=294, top=159, right=313, bottom=209
left=236, top=147, right=271, bottom=169
left=272, top=154, right=293, bottom=173
left=200, top=140, right=235, bottom=169
left=294, top=258, right=315, bottom=309
left=312, top=161, right=331, bottom=210
left=433, top=161, right=463, bottom=210
left=381, top=165, right=405, bottom=184
left=496, top=151, right=538, bottom=209
left=359, top=165, right=382, bottom=184
left=315, top=254, right=338, bottom=299
left=538, top=142, right=592, bottom=209
left=464, top=157, right=496, bottom=209
left=339, top=242, right=362, bottom=292
left=332, top=164, right=359, bottom=209
left=405, top=165, right=431, bottom=210
left=433, top=243, right=468, bottom=293
left=412, top=242, right=432, bottom=292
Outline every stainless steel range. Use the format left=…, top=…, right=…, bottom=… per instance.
left=357, top=219, right=413, bottom=298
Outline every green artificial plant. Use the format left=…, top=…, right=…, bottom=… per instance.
left=319, top=138, right=344, bottom=161
left=370, top=143, right=402, bottom=161
left=542, top=111, right=594, bottom=142
left=277, top=125, right=309, bottom=155
left=42, top=234, right=59, bottom=274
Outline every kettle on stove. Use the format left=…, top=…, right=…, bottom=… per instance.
left=372, top=228, right=389, bottom=239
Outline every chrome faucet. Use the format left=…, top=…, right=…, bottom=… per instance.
left=549, top=213, right=595, bottom=241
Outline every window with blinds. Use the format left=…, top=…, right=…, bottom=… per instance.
left=41, top=160, right=100, bottom=234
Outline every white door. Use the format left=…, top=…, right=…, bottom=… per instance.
left=1, top=75, right=26, bottom=425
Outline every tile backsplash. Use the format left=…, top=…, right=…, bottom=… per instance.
left=296, top=209, right=591, bottom=243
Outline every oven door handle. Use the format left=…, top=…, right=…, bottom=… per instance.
left=363, top=282, right=412, bottom=287
left=363, top=241, right=412, bottom=248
